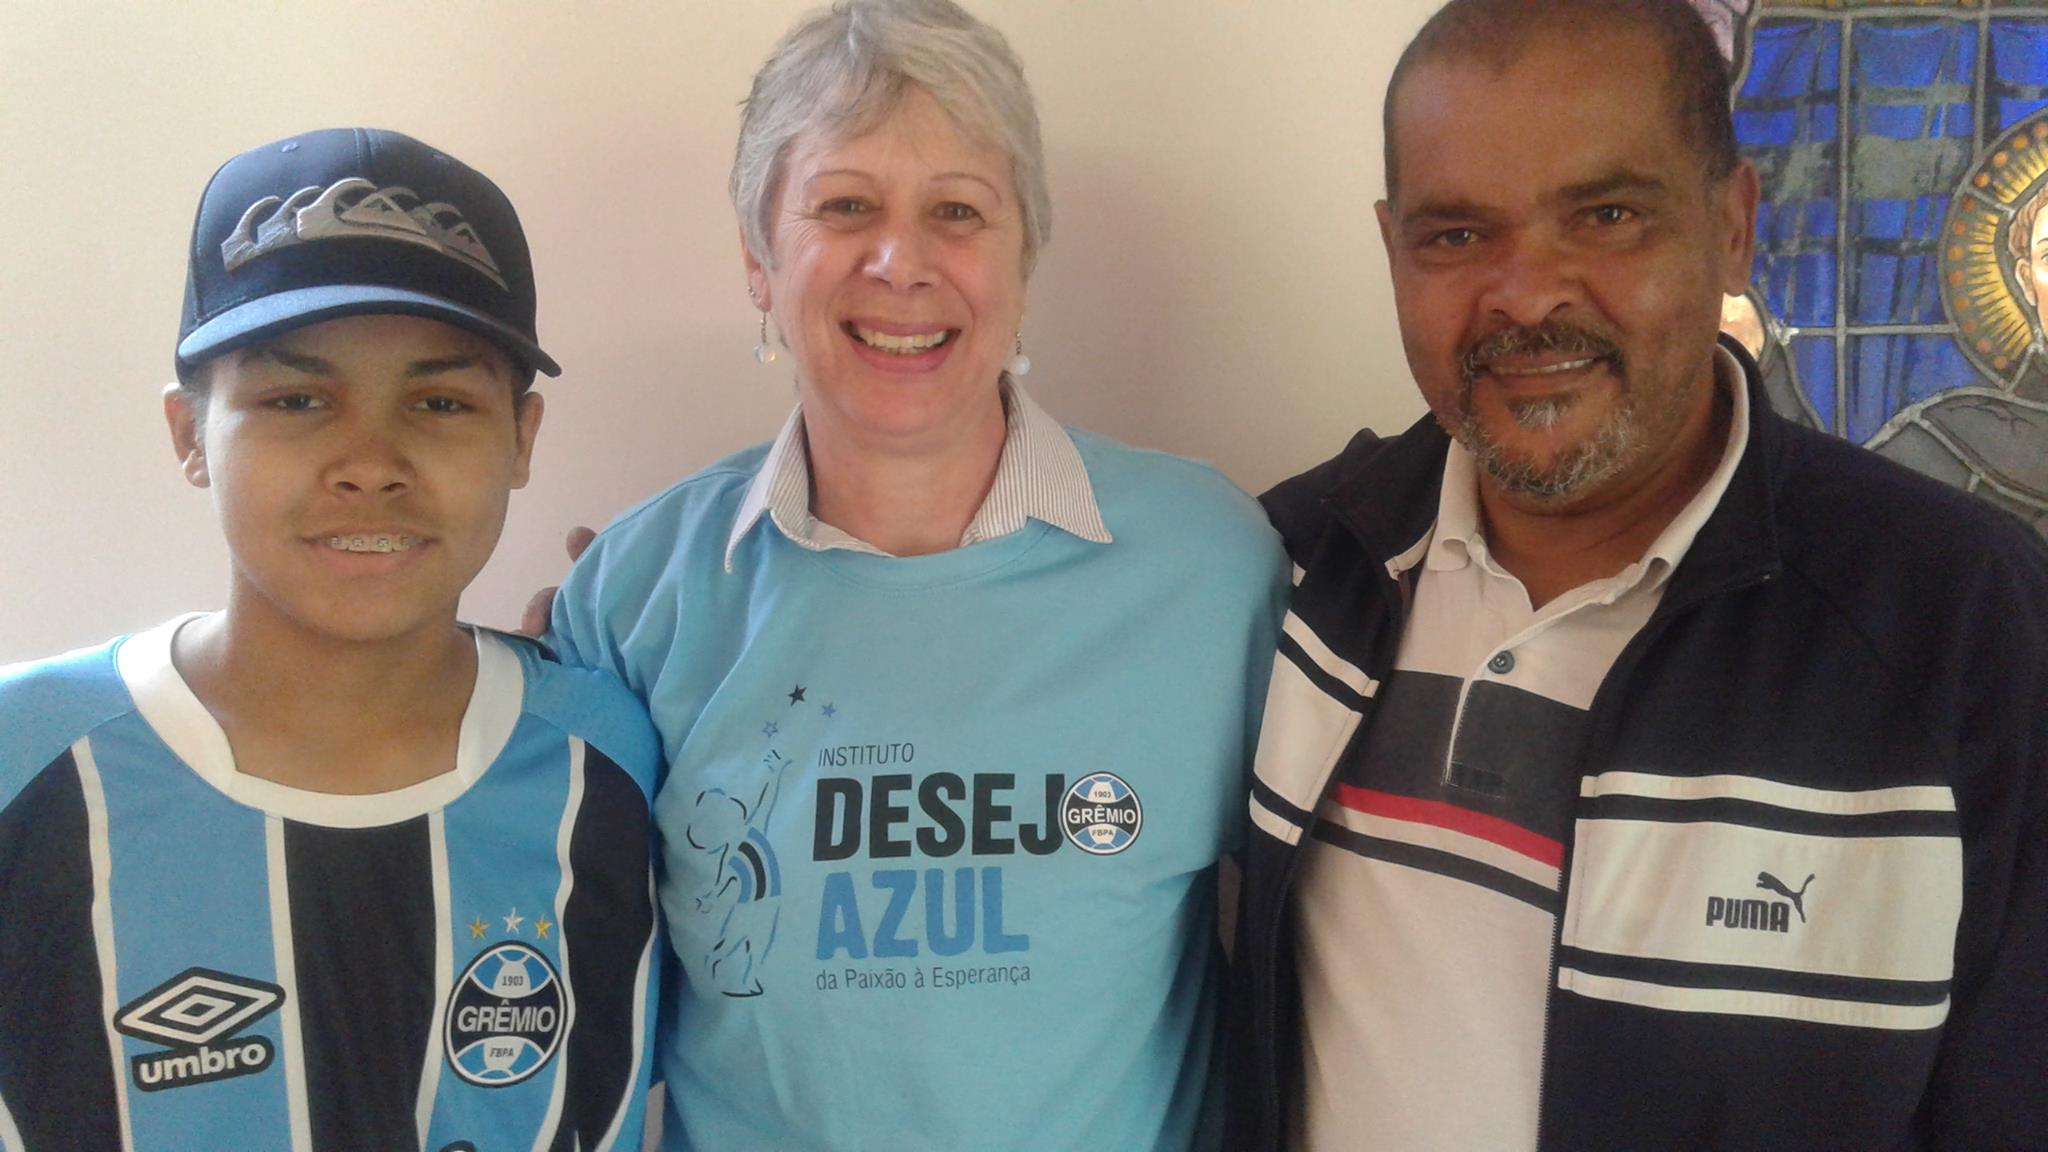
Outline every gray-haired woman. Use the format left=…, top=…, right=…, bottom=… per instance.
left=549, top=1, right=1284, bottom=1147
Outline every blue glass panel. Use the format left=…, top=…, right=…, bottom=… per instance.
left=1863, top=102, right=1925, bottom=138
left=1846, top=335, right=1982, bottom=444
left=1859, top=200, right=1905, bottom=235
left=1755, top=199, right=1837, bottom=326
left=1854, top=21, right=1977, bottom=98
left=1736, top=107, right=1805, bottom=144
left=1792, top=336, right=1838, bottom=436
left=2000, top=96, right=2048, bottom=126
left=1850, top=197, right=1950, bottom=323
left=1991, top=20, right=2048, bottom=87
left=1745, top=20, right=1843, bottom=103
left=1990, top=21, right=2048, bottom=130
left=1850, top=21, right=1973, bottom=325
left=1742, top=21, right=1844, bottom=332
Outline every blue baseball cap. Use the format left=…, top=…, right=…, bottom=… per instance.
left=177, top=128, right=560, bottom=377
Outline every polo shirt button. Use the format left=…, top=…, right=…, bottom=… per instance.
left=1487, top=651, right=1516, bottom=675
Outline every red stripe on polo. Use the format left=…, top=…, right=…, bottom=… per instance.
left=1332, top=783, right=1564, bottom=868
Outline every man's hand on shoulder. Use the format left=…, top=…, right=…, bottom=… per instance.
left=519, top=526, right=597, bottom=637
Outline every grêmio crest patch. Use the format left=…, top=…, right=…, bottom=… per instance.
left=443, top=941, right=565, bottom=1087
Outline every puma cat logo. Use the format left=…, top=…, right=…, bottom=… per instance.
left=1755, top=871, right=1815, bottom=923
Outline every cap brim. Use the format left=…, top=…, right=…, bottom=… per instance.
left=177, top=285, right=561, bottom=377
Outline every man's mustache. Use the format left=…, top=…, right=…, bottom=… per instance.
left=1460, top=322, right=1622, bottom=383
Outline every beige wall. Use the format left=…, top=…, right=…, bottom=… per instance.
left=0, top=0, right=1437, bottom=661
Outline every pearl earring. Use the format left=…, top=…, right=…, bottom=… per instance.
left=753, top=305, right=777, bottom=365
left=1005, top=334, right=1031, bottom=378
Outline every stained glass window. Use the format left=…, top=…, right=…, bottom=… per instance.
left=1710, top=0, right=2048, bottom=532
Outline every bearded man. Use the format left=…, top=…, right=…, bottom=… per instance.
left=1229, top=1, right=2048, bottom=1149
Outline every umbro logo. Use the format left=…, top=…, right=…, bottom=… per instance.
left=1704, top=871, right=1815, bottom=934
left=115, top=967, right=284, bottom=1092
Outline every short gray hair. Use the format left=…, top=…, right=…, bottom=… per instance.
left=731, top=0, right=1051, bottom=274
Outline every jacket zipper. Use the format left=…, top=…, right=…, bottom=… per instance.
left=1258, top=730, right=1358, bottom=1150
left=1262, top=559, right=1409, bottom=1149
left=1528, top=567, right=1772, bottom=1151
left=1532, top=827, right=1574, bottom=1151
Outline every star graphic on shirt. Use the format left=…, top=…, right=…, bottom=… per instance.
left=762, top=721, right=779, bottom=738
left=535, top=917, right=554, bottom=940
left=468, top=917, right=488, bottom=940
left=788, top=684, right=807, bottom=705
left=821, top=703, right=837, bottom=719
left=503, top=908, right=526, bottom=935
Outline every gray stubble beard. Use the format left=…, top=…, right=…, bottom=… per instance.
left=1455, top=322, right=1640, bottom=504
left=1458, top=386, right=1643, bottom=504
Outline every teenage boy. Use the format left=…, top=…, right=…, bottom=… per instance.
left=0, top=128, right=660, bottom=1149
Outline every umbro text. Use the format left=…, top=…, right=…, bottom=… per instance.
left=132, top=1037, right=273, bottom=1091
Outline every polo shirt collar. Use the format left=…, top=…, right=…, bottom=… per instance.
left=1637, top=345, right=1752, bottom=588
left=724, top=381, right=1112, bottom=571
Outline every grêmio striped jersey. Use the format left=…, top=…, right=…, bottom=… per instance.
left=0, top=616, right=661, bottom=1152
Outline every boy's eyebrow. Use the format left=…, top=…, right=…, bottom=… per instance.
left=259, top=346, right=335, bottom=376
left=407, top=353, right=494, bottom=377
left=253, top=347, right=498, bottom=378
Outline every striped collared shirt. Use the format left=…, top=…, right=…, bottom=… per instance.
left=723, top=382, right=1113, bottom=571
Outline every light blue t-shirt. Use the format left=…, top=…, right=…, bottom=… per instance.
left=552, top=430, right=1286, bottom=1152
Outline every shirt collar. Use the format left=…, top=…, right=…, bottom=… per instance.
left=724, top=381, right=1112, bottom=571
left=1424, top=439, right=1486, bottom=574
left=1414, top=343, right=1752, bottom=593
left=1636, top=344, right=1751, bottom=588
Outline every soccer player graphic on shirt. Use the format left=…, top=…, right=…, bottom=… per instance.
left=684, top=748, right=790, bottom=996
